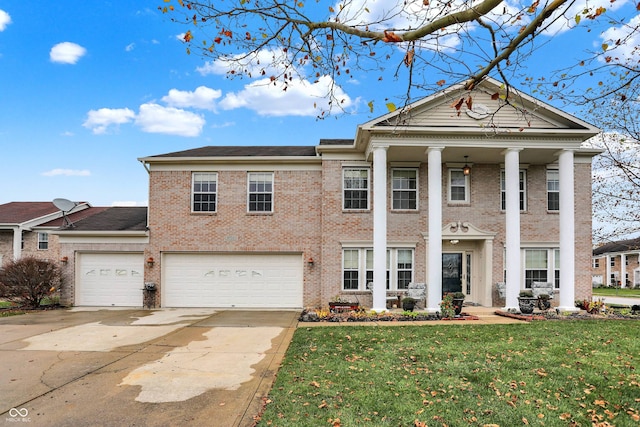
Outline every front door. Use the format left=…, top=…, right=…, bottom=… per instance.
left=442, top=253, right=463, bottom=296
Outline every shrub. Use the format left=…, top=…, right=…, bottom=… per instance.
left=0, top=257, right=62, bottom=308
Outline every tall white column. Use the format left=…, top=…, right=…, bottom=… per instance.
left=606, top=255, right=611, bottom=287
left=620, top=254, right=626, bottom=288
left=558, top=149, right=577, bottom=311
left=13, top=227, right=22, bottom=259
left=426, top=147, right=443, bottom=312
left=504, top=148, right=521, bottom=310
left=372, top=145, right=388, bottom=312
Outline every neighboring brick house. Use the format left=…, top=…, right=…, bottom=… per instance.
left=592, top=238, right=640, bottom=288
left=0, top=201, right=93, bottom=266
left=134, top=78, right=601, bottom=311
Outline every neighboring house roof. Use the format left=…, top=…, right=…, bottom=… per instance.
left=0, top=202, right=90, bottom=228
left=143, top=145, right=317, bottom=158
left=67, top=207, right=148, bottom=232
left=593, top=237, right=640, bottom=256
left=0, top=202, right=63, bottom=224
left=319, top=139, right=354, bottom=146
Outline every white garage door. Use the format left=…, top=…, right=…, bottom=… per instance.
left=163, top=253, right=303, bottom=308
left=76, top=253, right=144, bottom=306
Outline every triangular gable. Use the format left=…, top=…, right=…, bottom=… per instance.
left=359, top=77, right=598, bottom=135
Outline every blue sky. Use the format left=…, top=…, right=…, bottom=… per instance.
left=0, top=1, right=636, bottom=207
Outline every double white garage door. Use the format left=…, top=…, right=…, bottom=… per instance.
left=163, top=253, right=303, bottom=308
left=76, top=252, right=303, bottom=308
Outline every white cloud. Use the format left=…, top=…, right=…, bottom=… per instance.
left=220, top=75, right=353, bottom=117
left=135, top=103, right=205, bottom=137
left=599, top=14, right=640, bottom=63
left=50, top=42, right=87, bottom=64
left=161, top=86, right=222, bottom=111
left=196, top=48, right=292, bottom=77
left=0, top=9, right=11, bottom=31
left=41, top=169, right=91, bottom=177
left=82, top=108, right=136, bottom=134
left=125, top=43, right=136, bottom=52
left=112, top=201, right=147, bottom=207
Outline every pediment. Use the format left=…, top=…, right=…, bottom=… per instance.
left=442, top=222, right=496, bottom=240
left=358, top=77, right=598, bottom=136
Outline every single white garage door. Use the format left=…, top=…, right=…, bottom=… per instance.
left=76, top=253, right=144, bottom=306
left=162, top=253, right=303, bottom=308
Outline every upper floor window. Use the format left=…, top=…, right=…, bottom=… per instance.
left=547, top=169, right=559, bottom=211
left=449, top=169, right=469, bottom=203
left=38, top=232, right=49, bottom=250
left=392, top=169, right=418, bottom=210
left=500, top=170, right=526, bottom=211
left=248, top=172, right=273, bottom=212
left=192, top=173, right=217, bottom=212
left=610, top=257, right=615, bottom=267
left=343, top=168, right=369, bottom=210
left=593, top=258, right=600, bottom=268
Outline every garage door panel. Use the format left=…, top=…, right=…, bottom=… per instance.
left=77, top=253, right=144, bottom=307
left=163, top=253, right=303, bottom=308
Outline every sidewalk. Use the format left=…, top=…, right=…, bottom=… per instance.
left=593, top=295, right=640, bottom=307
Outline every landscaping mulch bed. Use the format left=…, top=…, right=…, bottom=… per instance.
left=495, top=308, right=640, bottom=322
left=299, top=308, right=479, bottom=322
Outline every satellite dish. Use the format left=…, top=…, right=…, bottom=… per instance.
left=53, top=198, right=77, bottom=212
left=53, top=198, right=78, bottom=228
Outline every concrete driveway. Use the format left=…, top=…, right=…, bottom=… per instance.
left=0, top=308, right=299, bottom=426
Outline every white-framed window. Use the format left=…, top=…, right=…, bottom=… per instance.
left=593, top=258, right=600, bottom=268
left=392, top=168, right=418, bottom=210
left=523, top=248, right=560, bottom=289
left=192, top=172, right=217, bottom=212
left=343, top=168, right=369, bottom=210
left=248, top=172, right=273, bottom=212
left=449, top=169, right=469, bottom=203
left=38, top=232, right=49, bottom=250
left=501, top=170, right=527, bottom=211
left=611, top=257, right=615, bottom=267
left=342, top=247, right=413, bottom=291
left=547, top=169, right=559, bottom=211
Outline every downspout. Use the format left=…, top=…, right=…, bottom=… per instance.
left=139, top=160, right=151, bottom=229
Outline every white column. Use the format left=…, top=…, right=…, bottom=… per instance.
left=606, top=255, right=611, bottom=287
left=558, top=149, right=578, bottom=311
left=620, top=254, right=626, bottom=288
left=13, top=227, right=22, bottom=259
left=372, top=145, right=388, bottom=312
left=503, top=148, right=521, bottom=310
left=426, top=147, right=443, bottom=312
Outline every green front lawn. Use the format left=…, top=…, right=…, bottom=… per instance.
left=592, top=287, right=640, bottom=298
left=258, top=321, right=640, bottom=426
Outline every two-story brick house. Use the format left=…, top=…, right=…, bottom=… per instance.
left=592, top=237, right=640, bottom=288
left=132, top=77, right=600, bottom=312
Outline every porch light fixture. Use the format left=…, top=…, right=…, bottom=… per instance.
left=308, top=257, right=315, bottom=266
left=462, top=156, right=471, bottom=176
left=450, top=239, right=460, bottom=245
left=60, top=256, right=68, bottom=264
left=146, top=257, right=155, bottom=267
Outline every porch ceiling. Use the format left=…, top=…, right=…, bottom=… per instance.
left=384, top=145, right=571, bottom=165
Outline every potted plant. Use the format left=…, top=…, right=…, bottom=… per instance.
left=518, top=290, right=536, bottom=314
left=452, top=292, right=465, bottom=315
left=537, top=293, right=551, bottom=311
left=439, top=293, right=456, bottom=318
left=402, top=297, right=417, bottom=312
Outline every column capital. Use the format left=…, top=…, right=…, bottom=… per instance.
left=372, top=143, right=390, bottom=150
left=426, top=146, right=444, bottom=155
left=501, top=147, right=523, bottom=155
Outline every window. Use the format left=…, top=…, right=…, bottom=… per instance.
left=392, top=169, right=418, bottom=210
left=501, top=170, right=526, bottom=211
left=192, top=173, right=217, bottom=212
left=554, top=249, right=560, bottom=289
left=396, top=249, right=413, bottom=290
left=342, top=248, right=413, bottom=291
left=611, top=258, right=615, bottom=267
left=449, top=169, right=469, bottom=203
left=38, top=232, right=49, bottom=250
left=343, top=168, right=369, bottom=210
left=248, top=172, right=273, bottom=212
left=343, top=249, right=360, bottom=290
left=593, top=258, right=600, bottom=268
left=525, top=249, right=548, bottom=288
left=547, top=169, right=559, bottom=211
